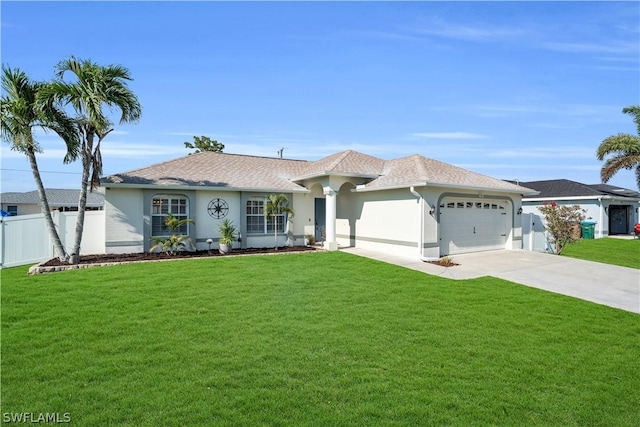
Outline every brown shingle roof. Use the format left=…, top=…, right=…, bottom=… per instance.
left=102, top=150, right=534, bottom=195
left=104, top=152, right=310, bottom=192
left=360, top=154, right=535, bottom=193
left=293, top=150, right=384, bottom=179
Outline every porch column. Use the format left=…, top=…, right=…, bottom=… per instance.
left=324, top=187, right=338, bottom=251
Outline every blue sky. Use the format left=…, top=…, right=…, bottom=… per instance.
left=1, top=1, right=639, bottom=193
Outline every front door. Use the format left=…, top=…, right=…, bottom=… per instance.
left=314, top=198, right=326, bottom=242
left=609, top=205, right=628, bottom=235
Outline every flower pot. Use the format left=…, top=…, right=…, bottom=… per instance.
left=219, top=243, right=232, bottom=255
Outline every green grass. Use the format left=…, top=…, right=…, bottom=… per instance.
left=2, top=252, right=639, bottom=426
left=562, top=237, right=640, bottom=269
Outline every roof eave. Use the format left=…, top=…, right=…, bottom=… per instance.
left=354, top=181, right=537, bottom=195
left=524, top=195, right=640, bottom=202
left=101, top=182, right=310, bottom=194
left=292, top=171, right=380, bottom=182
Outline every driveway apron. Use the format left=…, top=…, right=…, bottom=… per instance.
left=341, top=248, right=640, bottom=314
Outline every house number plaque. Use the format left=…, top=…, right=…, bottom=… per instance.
left=207, top=198, right=229, bottom=219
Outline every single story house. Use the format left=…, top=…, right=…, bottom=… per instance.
left=0, top=189, right=104, bottom=216
left=518, top=179, right=640, bottom=238
left=101, top=150, right=537, bottom=260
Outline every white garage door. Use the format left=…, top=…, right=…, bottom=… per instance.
left=439, top=198, right=509, bottom=255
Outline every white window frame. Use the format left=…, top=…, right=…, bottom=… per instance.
left=151, top=195, right=189, bottom=237
left=246, top=197, right=287, bottom=234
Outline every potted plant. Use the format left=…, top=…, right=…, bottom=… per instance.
left=218, top=219, right=238, bottom=254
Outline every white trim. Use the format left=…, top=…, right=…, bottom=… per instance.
left=354, top=181, right=533, bottom=195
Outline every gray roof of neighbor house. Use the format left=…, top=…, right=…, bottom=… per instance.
left=518, top=179, right=640, bottom=200
left=102, top=150, right=537, bottom=195
left=0, top=189, right=105, bottom=207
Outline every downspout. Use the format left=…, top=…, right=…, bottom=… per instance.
left=410, top=187, right=435, bottom=262
left=598, top=197, right=604, bottom=238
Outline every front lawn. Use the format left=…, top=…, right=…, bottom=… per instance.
left=562, top=237, right=640, bottom=269
left=2, top=252, right=638, bottom=426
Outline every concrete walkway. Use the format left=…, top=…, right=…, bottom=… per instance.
left=341, top=248, right=640, bottom=314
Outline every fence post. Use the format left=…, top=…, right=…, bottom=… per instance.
left=0, top=218, right=5, bottom=268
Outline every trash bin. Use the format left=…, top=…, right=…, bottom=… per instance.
left=581, top=221, right=596, bottom=239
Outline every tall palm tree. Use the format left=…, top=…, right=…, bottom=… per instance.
left=40, top=56, right=141, bottom=263
left=0, top=66, right=78, bottom=261
left=596, top=105, right=640, bottom=189
left=265, top=194, right=295, bottom=250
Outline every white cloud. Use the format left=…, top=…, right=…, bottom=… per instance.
left=410, top=18, right=525, bottom=42
left=411, top=132, right=488, bottom=140
left=488, top=146, right=594, bottom=160
left=541, top=41, right=639, bottom=55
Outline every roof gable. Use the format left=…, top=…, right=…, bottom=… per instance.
left=294, top=150, right=385, bottom=179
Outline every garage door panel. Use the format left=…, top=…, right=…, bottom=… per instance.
left=440, top=198, right=508, bottom=255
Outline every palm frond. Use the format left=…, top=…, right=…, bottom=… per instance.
left=622, top=105, right=640, bottom=135
left=596, top=133, right=640, bottom=160
left=600, top=153, right=640, bottom=183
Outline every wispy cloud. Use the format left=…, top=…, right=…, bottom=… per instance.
left=541, top=40, right=639, bottom=55
left=488, top=146, right=594, bottom=160
left=410, top=18, right=525, bottom=42
left=465, top=103, right=618, bottom=119
left=411, top=132, right=488, bottom=140
left=101, top=142, right=185, bottom=158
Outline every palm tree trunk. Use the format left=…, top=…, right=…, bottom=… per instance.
left=26, top=146, right=68, bottom=261
left=274, top=216, right=278, bottom=250
left=70, top=133, right=92, bottom=264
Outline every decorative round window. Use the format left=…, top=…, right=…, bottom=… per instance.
left=207, top=198, right=229, bottom=219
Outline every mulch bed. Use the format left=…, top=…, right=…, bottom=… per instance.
left=42, top=246, right=319, bottom=267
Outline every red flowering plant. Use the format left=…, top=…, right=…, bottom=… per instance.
left=538, top=202, right=586, bottom=254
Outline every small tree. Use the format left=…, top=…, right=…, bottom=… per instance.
left=149, top=213, right=195, bottom=256
left=265, top=194, right=295, bottom=250
left=184, top=135, right=224, bottom=154
left=538, top=202, right=586, bottom=255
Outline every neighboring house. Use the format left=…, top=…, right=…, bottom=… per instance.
left=101, top=150, right=537, bottom=260
left=0, top=189, right=105, bottom=216
left=518, top=179, right=640, bottom=238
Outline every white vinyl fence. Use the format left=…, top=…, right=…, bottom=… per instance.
left=0, top=210, right=105, bottom=268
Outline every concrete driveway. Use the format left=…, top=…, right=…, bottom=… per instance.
left=341, top=248, right=640, bottom=314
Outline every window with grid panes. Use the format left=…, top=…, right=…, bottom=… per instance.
left=246, top=198, right=286, bottom=234
left=151, top=195, right=189, bottom=237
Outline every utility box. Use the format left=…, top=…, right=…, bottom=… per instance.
left=581, top=221, right=596, bottom=239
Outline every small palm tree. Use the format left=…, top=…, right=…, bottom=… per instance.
left=149, top=213, right=195, bottom=256
left=265, top=194, right=295, bottom=250
left=40, top=56, right=142, bottom=263
left=596, top=105, right=640, bottom=189
left=0, top=66, right=78, bottom=261
left=218, top=219, right=238, bottom=254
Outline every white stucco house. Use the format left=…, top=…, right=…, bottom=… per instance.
left=101, top=150, right=537, bottom=260
left=519, top=179, right=640, bottom=239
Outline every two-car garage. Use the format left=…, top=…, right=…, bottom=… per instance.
left=439, top=197, right=511, bottom=255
